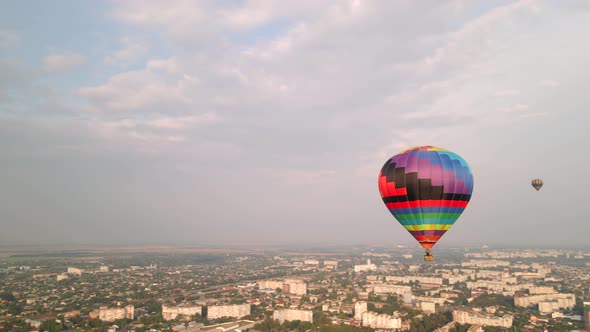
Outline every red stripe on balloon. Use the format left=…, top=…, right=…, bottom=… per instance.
left=385, top=200, right=468, bottom=209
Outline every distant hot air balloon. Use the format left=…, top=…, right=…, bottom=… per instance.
left=531, top=179, right=543, bottom=191
left=378, top=146, right=474, bottom=261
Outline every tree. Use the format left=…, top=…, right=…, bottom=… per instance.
left=0, top=292, right=16, bottom=302
left=40, top=319, right=63, bottom=332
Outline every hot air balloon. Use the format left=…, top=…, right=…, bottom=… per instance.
left=531, top=179, right=543, bottom=191
left=378, top=146, right=474, bottom=261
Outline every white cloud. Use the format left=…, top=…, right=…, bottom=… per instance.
left=147, top=113, right=222, bottom=129
left=79, top=61, right=194, bottom=111
left=264, top=168, right=337, bottom=185
left=494, top=89, right=520, bottom=97
left=44, top=53, right=86, bottom=73
left=4, top=0, right=590, bottom=246
left=85, top=0, right=556, bottom=162
left=539, top=79, right=560, bottom=87
left=105, top=38, right=149, bottom=66
left=501, top=103, right=530, bottom=112
left=0, top=30, right=18, bottom=48
left=519, top=111, right=547, bottom=119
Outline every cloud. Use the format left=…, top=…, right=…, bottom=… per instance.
left=44, top=53, right=86, bottom=73
left=147, top=113, right=221, bottom=129
left=263, top=167, right=337, bottom=185
left=0, top=30, right=18, bottom=48
left=105, top=38, right=149, bottom=66
left=3, top=1, right=590, bottom=246
left=91, top=113, right=221, bottom=146
left=518, top=111, right=547, bottom=119
left=539, top=79, right=560, bottom=87
left=494, top=89, right=520, bottom=97
left=500, top=103, right=530, bottom=112
left=79, top=60, right=194, bottom=111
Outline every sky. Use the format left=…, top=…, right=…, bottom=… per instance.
left=1, top=0, right=589, bottom=248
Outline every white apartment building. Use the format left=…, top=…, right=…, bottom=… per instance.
left=514, top=293, right=575, bottom=313
left=371, top=284, right=412, bottom=295
left=461, top=260, right=510, bottom=268
left=466, top=281, right=532, bottom=294
left=257, top=280, right=285, bottom=290
left=258, top=279, right=307, bottom=295
left=354, top=301, right=367, bottom=321
left=98, top=305, right=134, bottom=322
left=162, top=305, right=202, bottom=321
left=273, top=309, right=313, bottom=323
left=421, top=301, right=436, bottom=314
left=385, top=276, right=443, bottom=285
left=207, top=304, right=250, bottom=319
left=447, top=275, right=469, bottom=284
left=453, top=310, right=512, bottom=328
left=413, top=296, right=446, bottom=305
left=361, top=311, right=402, bottom=329
left=354, top=259, right=377, bottom=273
left=284, top=279, right=307, bottom=295
left=528, top=286, right=557, bottom=295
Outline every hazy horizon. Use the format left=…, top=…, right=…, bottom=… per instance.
left=1, top=1, right=589, bottom=248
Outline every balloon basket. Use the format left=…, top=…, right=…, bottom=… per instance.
left=424, top=250, right=434, bottom=262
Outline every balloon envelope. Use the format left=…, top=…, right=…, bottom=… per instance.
left=531, top=179, right=543, bottom=191
left=378, top=146, right=474, bottom=249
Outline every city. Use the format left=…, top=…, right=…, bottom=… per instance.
left=1, top=245, right=589, bottom=331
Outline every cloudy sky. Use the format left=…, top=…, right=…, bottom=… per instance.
left=1, top=0, right=589, bottom=248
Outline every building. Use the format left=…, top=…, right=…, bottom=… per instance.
left=583, top=301, right=590, bottom=331
left=207, top=304, right=250, bottom=319
left=64, top=311, right=81, bottom=318
left=304, top=260, right=319, bottom=265
left=447, top=275, right=468, bottom=284
left=529, top=286, right=556, bottom=295
left=466, top=281, right=532, bottom=295
left=453, top=310, right=512, bottom=328
left=539, top=299, right=576, bottom=314
left=259, top=279, right=307, bottom=295
left=98, top=305, right=134, bottom=322
left=258, top=280, right=286, bottom=290
left=283, top=279, right=307, bottom=295
left=467, top=325, right=483, bottom=332
left=324, top=260, right=338, bottom=270
left=57, top=274, right=68, bottom=281
left=413, top=296, right=446, bottom=305
left=273, top=309, right=313, bottom=323
left=385, top=276, right=443, bottom=285
left=162, top=305, right=202, bottom=321
left=372, top=284, right=412, bottom=296
left=354, top=259, right=377, bottom=273
left=402, top=292, right=413, bottom=304
left=461, top=260, right=510, bottom=268
left=420, top=301, right=436, bottom=314
left=514, top=293, right=576, bottom=313
left=67, top=267, right=82, bottom=276
left=433, top=322, right=458, bottom=332
left=354, top=301, right=368, bottom=321
left=361, top=311, right=402, bottom=329
left=99, top=266, right=109, bottom=273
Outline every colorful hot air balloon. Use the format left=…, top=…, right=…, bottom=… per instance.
left=378, top=146, right=474, bottom=261
left=531, top=179, right=543, bottom=191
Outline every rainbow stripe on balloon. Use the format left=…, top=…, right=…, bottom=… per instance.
left=378, top=146, right=474, bottom=248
